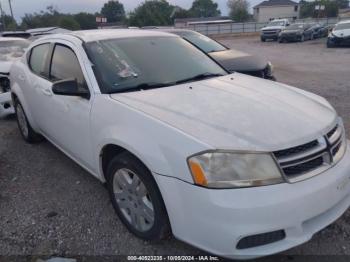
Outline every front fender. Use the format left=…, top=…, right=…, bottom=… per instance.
left=91, top=95, right=211, bottom=183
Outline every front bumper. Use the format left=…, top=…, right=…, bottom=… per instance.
left=0, top=92, right=14, bottom=118
left=328, top=36, right=350, bottom=46
left=156, top=141, right=350, bottom=259
left=280, top=34, right=302, bottom=42
left=261, top=32, right=279, bottom=40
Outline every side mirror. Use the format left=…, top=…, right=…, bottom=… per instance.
left=52, top=78, right=90, bottom=99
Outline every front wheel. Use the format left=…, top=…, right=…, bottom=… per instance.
left=106, top=152, right=171, bottom=240
left=14, top=99, right=43, bottom=143
left=261, top=37, right=266, bottom=42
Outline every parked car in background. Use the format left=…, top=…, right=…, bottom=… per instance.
left=0, top=37, right=30, bottom=118
left=278, top=23, right=314, bottom=43
left=260, top=19, right=290, bottom=42
left=10, top=29, right=350, bottom=259
left=157, top=29, right=275, bottom=80
left=327, top=20, right=350, bottom=48
left=309, top=23, right=329, bottom=38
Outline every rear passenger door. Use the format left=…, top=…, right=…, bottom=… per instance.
left=37, top=41, right=94, bottom=170
left=25, top=43, right=52, bottom=126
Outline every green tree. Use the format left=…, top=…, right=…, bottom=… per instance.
left=1, top=14, right=17, bottom=30
left=100, top=0, right=126, bottom=23
left=300, top=0, right=340, bottom=18
left=171, top=6, right=192, bottom=19
left=189, top=0, right=221, bottom=17
left=74, top=12, right=97, bottom=29
left=335, top=0, right=349, bottom=9
left=59, top=16, right=81, bottom=30
left=227, top=0, right=250, bottom=22
left=128, top=0, right=175, bottom=27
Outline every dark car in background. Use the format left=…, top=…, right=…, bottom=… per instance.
left=279, top=23, right=314, bottom=43
left=327, top=20, right=350, bottom=48
left=157, top=29, right=275, bottom=80
left=309, top=23, right=329, bottom=38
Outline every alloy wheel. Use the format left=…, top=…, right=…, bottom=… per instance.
left=113, top=168, right=155, bottom=232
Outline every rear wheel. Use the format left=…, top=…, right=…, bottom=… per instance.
left=14, top=99, right=43, bottom=143
left=106, top=152, right=171, bottom=240
left=261, top=37, right=266, bottom=42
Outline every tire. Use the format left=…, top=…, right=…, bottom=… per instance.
left=300, top=34, right=305, bottom=42
left=106, top=152, right=171, bottom=241
left=278, top=38, right=283, bottom=43
left=310, top=33, right=314, bottom=40
left=261, top=37, right=266, bottom=42
left=14, top=99, right=43, bottom=143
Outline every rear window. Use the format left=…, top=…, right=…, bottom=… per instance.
left=29, top=43, right=50, bottom=77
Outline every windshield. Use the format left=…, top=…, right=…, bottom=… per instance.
left=178, top=31, right=227, bottom=53
left=85, top=36, right=227, bottom=94
left=0, top=39, right=30, bottom=61
left=287, top=24, right=304, bottom=30
left=267, top=21, right=285, bottom=26
left=334, top=23, right=350, bottom=31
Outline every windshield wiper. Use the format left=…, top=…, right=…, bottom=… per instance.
left=111, top=82, right=175, bottom=94
left=110, top=73, right=224, bottom=94
left=174, top=72, right=224, bottom=85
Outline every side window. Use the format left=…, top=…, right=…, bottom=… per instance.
left=50, top=44, right=87, bottom=89
left=29, top=43, right=50, bottom=77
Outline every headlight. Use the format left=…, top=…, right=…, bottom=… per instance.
left=187, top=151, right=283, bottom=189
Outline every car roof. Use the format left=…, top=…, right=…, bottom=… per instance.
left=67, top=29, right=178, bottom=42
left=0, top=37, right=29, bottom=42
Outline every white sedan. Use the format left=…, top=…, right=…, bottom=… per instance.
left=10, top=29, right=350, bottom=259
left=0, top=37, right=30, bottom=118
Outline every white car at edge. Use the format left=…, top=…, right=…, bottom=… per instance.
left=10, top=29, right=350, bottom=259
left=0, top=37, right=30, bottom=118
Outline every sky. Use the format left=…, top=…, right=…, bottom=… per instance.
left=1, top=0, right=265, bottom=21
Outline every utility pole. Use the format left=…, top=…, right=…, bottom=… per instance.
left=0, top=2, right=6, bottom=31
left=8, top=0, right=16, bottom=30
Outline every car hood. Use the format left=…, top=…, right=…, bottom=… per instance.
left=110, top=74, right=337, bottom=151
left=333, top=29, right=350, bottom=38
left=208, top=50, right=267, bottom=72
left=262, top=26, right=284, bottom=31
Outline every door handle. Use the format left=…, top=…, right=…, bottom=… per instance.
left=41, top=88, right=52, bottom=96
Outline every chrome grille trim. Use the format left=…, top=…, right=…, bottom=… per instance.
left=273, top=122, right=346, bottom=183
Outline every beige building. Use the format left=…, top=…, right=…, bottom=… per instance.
left=253, top=0, right=300, bottom=23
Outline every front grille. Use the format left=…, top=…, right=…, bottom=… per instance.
left=273, top=123, right=345, bottom=182
left=274, top=140, right=319, bottom=158
left=262, top=30, right=278, bottom=35
left=236, top=230, right=286, bottom=249
left=283, top=157, right=323, bottom=176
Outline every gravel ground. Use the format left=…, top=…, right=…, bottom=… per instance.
left=1, top=36, right=350, bottom=262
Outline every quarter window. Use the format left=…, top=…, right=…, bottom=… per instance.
left=50, top=44, right=87, bottom=88
left=29, top=44, right=50, bottom=77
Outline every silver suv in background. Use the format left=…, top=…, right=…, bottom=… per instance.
left=261, top=19, right=290, bottom=42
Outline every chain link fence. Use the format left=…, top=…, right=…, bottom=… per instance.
left=178, top=17, right=350, bottom=36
